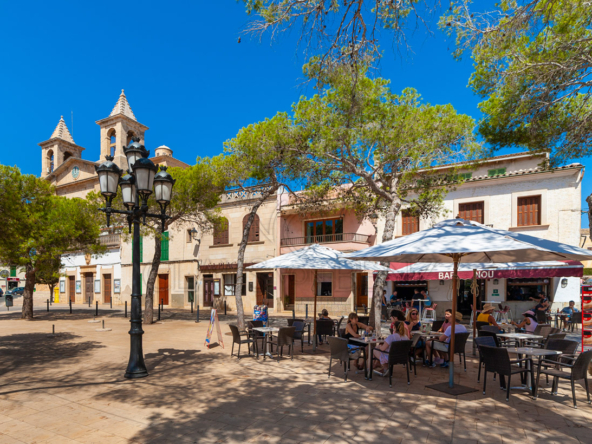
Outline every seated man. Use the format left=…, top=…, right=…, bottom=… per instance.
left=426, top=312, right=466, bottom=368
left=560, top=300, right=579, bottom=330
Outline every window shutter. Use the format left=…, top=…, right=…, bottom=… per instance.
left=402, top=210, right=419, bottom=235
left=459, top=202, right=484, bottom=224
left=244, top=214, right=260, bottom=242
left=10, top=266, right=16, bottom=277
left=161, top=231, right=169, bottom=261
left=518, top=196, right=540, bottom=226
left=214, top=218, right=229, bottom=245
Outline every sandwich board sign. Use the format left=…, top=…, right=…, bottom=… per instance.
left=204, top=308, right=224, bottom=349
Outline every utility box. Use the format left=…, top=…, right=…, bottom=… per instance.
left=5, top=295, right=13, bottom=307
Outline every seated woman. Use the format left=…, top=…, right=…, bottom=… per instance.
left=389, top=309, right=406, bottom=333
left=438, top=309, right=453, bottom=333
left=372, top=320, right=409, bottom=376
left=404, top=309, right=423, bottom=362
left=343, top=312, right=373, bottom=370
left=511, top=310, right=538, bottom=332
left=476, top=304, right=502, bottom=330
left=317, top=309, right=332, bottom=345
left=426, top=311, right=466, bottom=368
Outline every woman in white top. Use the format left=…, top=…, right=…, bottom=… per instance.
left=511, top=310, right=538, bottom=332
left=372, top=321, right=409, bottom=375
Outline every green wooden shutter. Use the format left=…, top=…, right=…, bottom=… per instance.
left=140, top=273, right=143, bottom=295
left=10, top=266, right=16, bottom=277
left=161, top=231, right=169, bottom=261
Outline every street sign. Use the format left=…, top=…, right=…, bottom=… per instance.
left=0, top=270, right=8, bottom=278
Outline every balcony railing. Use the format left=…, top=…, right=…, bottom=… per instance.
left=280, top=233, right=370, bottom=247
left=99, top=233, right=121, bottom=246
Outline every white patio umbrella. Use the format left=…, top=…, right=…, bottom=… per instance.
left=247, top=244, right=392, bottom=350
left=345, top=218, right=592, bottom=388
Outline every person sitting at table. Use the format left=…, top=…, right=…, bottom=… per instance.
left=344, top=312, right=373, bottom=370
left=317, top=309, right=332, bottom=345
left=372, top=320, right=409, bottom=376
left=560, top=300, right=579, bottom=330
left=476, top=304, right=502, bottom=330
left=405, top=309, right=424, bottom=361
left=438, top=309, right=453, bottom=332
left=389, top=309, right=406, bottom=333
left=511, top=310, right=538, bottom=332
left=426, top=311, right=466, bottom=368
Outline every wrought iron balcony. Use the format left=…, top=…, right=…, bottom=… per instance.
left=280, top=233, right=371, bottom=247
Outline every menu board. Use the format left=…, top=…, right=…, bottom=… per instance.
left=582, top=285, right=592, bottom=351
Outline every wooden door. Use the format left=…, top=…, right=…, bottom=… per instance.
left=158, top=274, right=169, bottom=305
left=256, top=273, right=274, bottom=308
left=287, top=275, right=295, bottom=305
left=356, top=273, right=368, bottom=307
left=203, top=279, right=214, bottom=307
left=68, top=276, right=75, bottom=303
left=84, top=273, right=93, bottom=304
left=104, top=274, right=112, bottom=304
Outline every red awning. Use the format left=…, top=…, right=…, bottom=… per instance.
left=386, top=260, right=583, bottom=281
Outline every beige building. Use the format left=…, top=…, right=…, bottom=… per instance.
left=120, top=187, right=279, bottom=312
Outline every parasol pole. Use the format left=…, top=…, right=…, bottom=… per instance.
left=313, top=269, right=318, bottom=352
left=472, top=269, right=478, bottom=356
left=449, top=253, right=460, bottom=388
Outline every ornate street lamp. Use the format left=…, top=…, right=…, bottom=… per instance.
left=95, top=143, right=174, bottom=379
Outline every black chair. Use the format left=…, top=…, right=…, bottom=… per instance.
left=535, top=349, right=592, bottom=408
left=476, top=321, right=489, bottom=335
left=293, top=321, right=306, bottom=353
left=431, top=320, right=444, bottom=332
left=548, top=332, right=567, bottom=341
left=480, top=329, right=516, bottom=348
left=480, top=345, right=534, bottom=401
left=429, top=332, right=470, bottom=371
left=247, top=321, right=265, bottom=358
left=229, top=324, right=253, bottom=360
left=387, top=340, right=414, bottom=387
left=540, top=339, right=579, bottom=385
left=269, top=327, right=295, bottom=361
left=316, top=319, right=335, bottom=344
left=566, top=312, right=582, bottom=332
left=335, top=316, right=345, bottom=334
left=408, top=334, right=422, bottom=374
left=327, top=336, right=360, bottom=381
left=474, top=336, right=497, bottom=383
left=287, top=318, right=304, bottom=326
left=524, top=324, right=552, bottom=348
left=480, top=325, right=501, bottom=334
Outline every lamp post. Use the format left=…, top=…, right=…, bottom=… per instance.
left=95, top=137, right=175, bottom=379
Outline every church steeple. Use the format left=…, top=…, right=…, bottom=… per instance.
left=50, top=116, right=75, bottom=143
left=39, top=116, right=85, bottom=178
left=96, top=90, right=149, bottom=170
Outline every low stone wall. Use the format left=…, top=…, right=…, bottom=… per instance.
left=294, top=296, right=353, bottom=318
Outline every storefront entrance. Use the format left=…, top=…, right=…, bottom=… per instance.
left=356, top=273, right=368, bottom=308
left=457, top=279, right=486, bottom=315
left=84, top=273, right=93, bottom=304
left=158, top=274, right=169, bottom=305
left=104, top=274, right=112, bottom=304
left=203, top=277, right=214, bottom=307
left=256, top=273, right=274, bottom=308
left=68, top=276, right=75, bottom=303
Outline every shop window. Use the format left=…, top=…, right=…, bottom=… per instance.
left=401, top=210, right=419, bottom=235
left=517, top=195, right=541, bottom=226
left=488, top=167, right=506, bottom=177
left=458, top=201, right=484, bottom=224
left=223, top=274, right=246, bottom=296
left=213, top=217, right=229, bottom=245
left=161, top=231, right=169, bottom=261
left=507, top=278, right=548, bottom=301
left=243, top=214, right=260, bottom=242
left=305, top=218, right=343, bottom=243
left=317, top=272, right=333, bottom=296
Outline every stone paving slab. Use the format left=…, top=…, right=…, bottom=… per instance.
left=0, top=312, right=590, bottom=443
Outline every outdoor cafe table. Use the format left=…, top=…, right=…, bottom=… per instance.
left=497, top=333, right=543, bottom=348
left=349, top=337, right=385, bottom=381
left=412, top=331, right=443, bottom=365
left=550, top=312, right=569, bottom=329
left=506, top=347, right=561, bottom=391
left=253, top=327, right=279, bottom=358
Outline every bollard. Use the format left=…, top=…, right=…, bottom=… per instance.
left=102, top=320, right=105, bottom=329
left=110, top=298, right=112, bottom=309
left=196, top=304, right=200, bottom=323
left=69, top=300, right=72, bottom=314
left=161, top=298, right=164, bottom=311
left=88, top=297, right=91, bottom=307
left=47, top=299, right=50, bottom=312
left=191, top=300, right=193, bottom=313
left=125, top=301, right=127, bottom=318
left=158, top=302, right=161, bottom=321
left=292, top=307, right=295, bottom=320
left=95, top=301, right=98, bottom=316
left=52, top=324, right=55, bottom=335
left=305, top=304, right=308, bottom=319
left=224, top=300, right=227, bottom=316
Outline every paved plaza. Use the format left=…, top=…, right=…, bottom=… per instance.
left=0, top=308, right=591, bottom=444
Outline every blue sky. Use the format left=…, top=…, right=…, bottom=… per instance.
left=0, top=1, right=589, bottom=227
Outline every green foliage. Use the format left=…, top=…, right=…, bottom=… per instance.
left=0, top=165, right=103, bottom=270
left=442, top=0, right=592, bottom=166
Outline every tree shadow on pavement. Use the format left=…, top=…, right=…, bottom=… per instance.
left=0, top=308, right=124, bottom=322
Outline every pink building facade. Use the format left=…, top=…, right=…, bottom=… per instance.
left=277, top=193, right=378, bottom=316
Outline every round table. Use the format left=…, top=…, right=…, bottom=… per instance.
left=506, top=347, right=561, bottom=390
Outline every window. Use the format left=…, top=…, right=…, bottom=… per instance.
left=305, top=218, right=344, bottom=243
left=243, top=214, right=260, bottom=242
left=458, top=201, right=484, bottom=224
left=47, top=150, right=54, bottom=173
left=10, top=266, right=16, bottom=277
left=223, top=274, right=246, bottom=296
left=109, top=130, right=116, bottom=157
left=317, top=272, right=333, bottom=296
left=517, top=195, right=541, bottom=226
left=161, top=231, right=169, bottom=261
left=458, top=172, right=472, bottom=180
left=401, top=210, right=420, bottom=235
left=63, top=151, right=72, bottom=162
left=127, top=131, right=135, bottom=146
left=488, top=168, right=506, bottom=177
left=187, top=277, right=195, bottom=302
left=186, top=229, right=192, bottom=243
left=213, top=217, right=229, bottom=245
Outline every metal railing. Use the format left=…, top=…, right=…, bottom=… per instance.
left=99, top=233, right=121, bottom=246
left=280, top=232, right=370, bottom=246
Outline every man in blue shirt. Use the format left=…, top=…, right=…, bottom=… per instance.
left=560, top=300, right=579, bottom=330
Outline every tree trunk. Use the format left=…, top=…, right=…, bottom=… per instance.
left=586, top=194, right=592, bottom=237
left=370, top=194, right=401, bottom=330
left=144, top=236, right=162, bottom=324
left=49, top=284, right=55, bottom=303
left=21, top=264, right=36, bottom=320
left=235, top=198, right=268, bottom=331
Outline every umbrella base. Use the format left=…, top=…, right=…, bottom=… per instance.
left=426, top=382, right=477, bottom=396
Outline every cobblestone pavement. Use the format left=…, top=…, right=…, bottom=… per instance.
left=0, top=311, right=590, bottom=444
